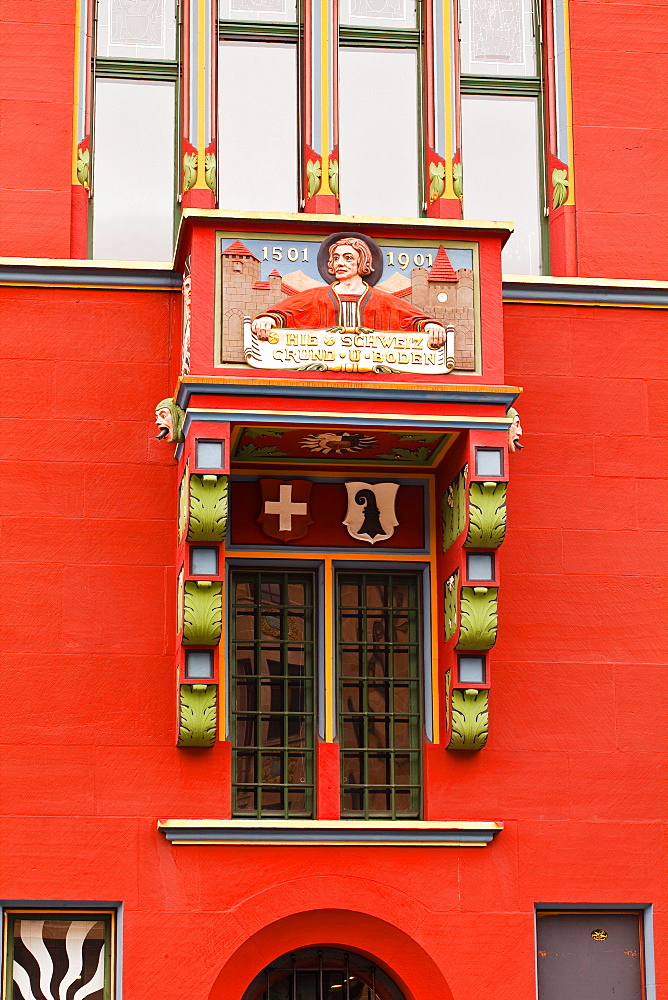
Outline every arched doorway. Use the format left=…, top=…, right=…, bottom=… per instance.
left=242, top=947, right=407, bottom=1000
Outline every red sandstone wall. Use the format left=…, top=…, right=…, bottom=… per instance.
left=0, top=285, right=665, bottom=999
left=0, top=0, right=76, bottom=258
left=569, top=1, right=668, bottom=278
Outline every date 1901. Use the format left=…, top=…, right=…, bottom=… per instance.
left=260, top=246, right=435, bottom=270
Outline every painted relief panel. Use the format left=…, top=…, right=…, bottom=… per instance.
left=231, top=426, right=453, bottom=468
left=215, top=229, right=480, bottom=374
left=229, top=477, right=426, bottom=550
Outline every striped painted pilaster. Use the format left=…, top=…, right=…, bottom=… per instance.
left=424, top=0, right=462, bottom=219
left=70, top=0, right=94, bottom=255
left=302, top=0, right=339, bottom=214
left=182, top=0, right=218, bottom=207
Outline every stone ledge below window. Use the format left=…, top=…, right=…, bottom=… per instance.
left=157, top=819, right=503, bottom=847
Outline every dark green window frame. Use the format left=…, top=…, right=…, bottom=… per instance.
left=91, top=1, right=181, bottom=259
left=338, top=571, right=423, bottom=820
left=230, top=569, right=316, bottom=819
left=4, top=909, right=114, bottom=1000
left=460, top=0, right=549, bottom=272
left=218, top=12, right=425, bottom=214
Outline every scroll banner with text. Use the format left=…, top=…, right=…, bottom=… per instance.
left=243, top=320, right=455, bottom=374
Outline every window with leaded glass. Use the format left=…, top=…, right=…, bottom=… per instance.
left=338, top=572, right=422, bottom=819
left=231, top=570, right=316, bottom=818
left=3, top=910, right=114, bottom=1000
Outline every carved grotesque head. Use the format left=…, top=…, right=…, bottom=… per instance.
left=155, top=399, right=185, bottom=443
left=507, top=407, right=523, bottom=452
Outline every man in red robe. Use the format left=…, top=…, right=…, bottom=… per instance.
left=252, top=237, right=446, bottom=348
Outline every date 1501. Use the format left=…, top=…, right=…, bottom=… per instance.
left=261, top=246, right=435, bottom=270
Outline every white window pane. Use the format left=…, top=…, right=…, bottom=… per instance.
left=461, top=94, right=542, bottom=274
left=339, top=0, right=416, bottom=29
left=218, top=42, right=297, bottom=213
left=96, top=0, right=176, bottom=60
left=93, top=80, right=175, bottom=261
left=339, top=48, right=418, bottom=218
left=219, top=0, right=296, bottom=22
left=459, top=0, right=536, bottom=77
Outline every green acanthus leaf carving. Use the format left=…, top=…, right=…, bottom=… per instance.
left=306, top=158, right=322, bottom=198
left=178, top=464, right=189, bottom=542
left=177, top=684, right=217, bottom=747
left=552, top=167, right=568, bottom=209
left=183, top=580, right=222, bottom=646
left=76, top=147, right=90, bottom=189
left=452, top=161, right=463, bottom=200
left=244, top=428, right=284, bottom=439
left=376, top=446, right=432, bottom=463
left=448, top=689, right=488, bottom=750
left=183, top=152, right=198, bottom=193
left=457, top=586, right=498, bottom=651
left=444, top=569, right=459, bottom=642
left=188, top=474, right=228, bottom=542
left=442, top=465, right=468, bottom=552
left=429, top=160, right=446, bottom=201
left=328, top=158, right=339, bottom=198
left=204, top=152, right=217, bottom=194
left=465, top=481, right=507, bottom=549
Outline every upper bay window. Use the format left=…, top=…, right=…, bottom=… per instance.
left=83, top=0, right=564, bottom=274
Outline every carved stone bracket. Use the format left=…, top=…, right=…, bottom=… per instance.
left=448, top=689, right=488, bottom=750
left=183, top=580, right=222, bottom=646
left=465, top=481, right=507, bottom=549
left=456, top=586, right=498, bottom=651
left=177, top=684, right=217, bottom=747
left=188, top=474, right=228, bottom=542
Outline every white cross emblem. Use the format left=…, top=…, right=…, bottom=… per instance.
left=263, top=484, right=308, bottom=532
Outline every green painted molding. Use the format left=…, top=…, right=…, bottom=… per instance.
left=183, top=580, right=222, bottom=646
left=465, top=481, right=507, bottom=549
left=188, top=474, right=228, bottom=542
left=444, top=569, right=459, bottom=642
left=448, top=689, right=488, bottom=750
left=456, top=586, right=498, bottom=651
left=178, top=464, right=189, bottom=542
left=442, top=465, right=468, bottom=552
left=177, top=684, right=217, bottom=747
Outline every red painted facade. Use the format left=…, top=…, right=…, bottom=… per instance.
left=1, top=2, right=667, bottom=999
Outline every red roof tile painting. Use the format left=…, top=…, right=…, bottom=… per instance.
left=428, top=245, right=458, bottom=282
left=221, top=239, right=258, bottom=259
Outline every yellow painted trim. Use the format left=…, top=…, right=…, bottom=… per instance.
left=71, top=0, right=83, bottom=184
left=186, top=405, right=513, bottom=427
left=182, top=379, right=522, bottom=397
left=179, top=206, right=514, bottom=233
left=167, top=838, right=488, bottom=846
left=229, top=551, right=430, bottom=561
left=562, top=0, right=575, bottom=205
left=231, top=467, right=437, bottom=481
left=0, top=257, right=176, bottom=270
left=218, top=578, right=226, bottom=739
left=194, top=0, right=208, bottom=188
left=428, top=476, right=439, bottom=743
left=441, top=0, right=456, bottom=199
left=503, top=273, right=668, bottom=290
left=318, top=1, right=333, bottom=196
left=324, top=555, right=334, bottom=741
left=505, top=298, right=668, bottom=311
